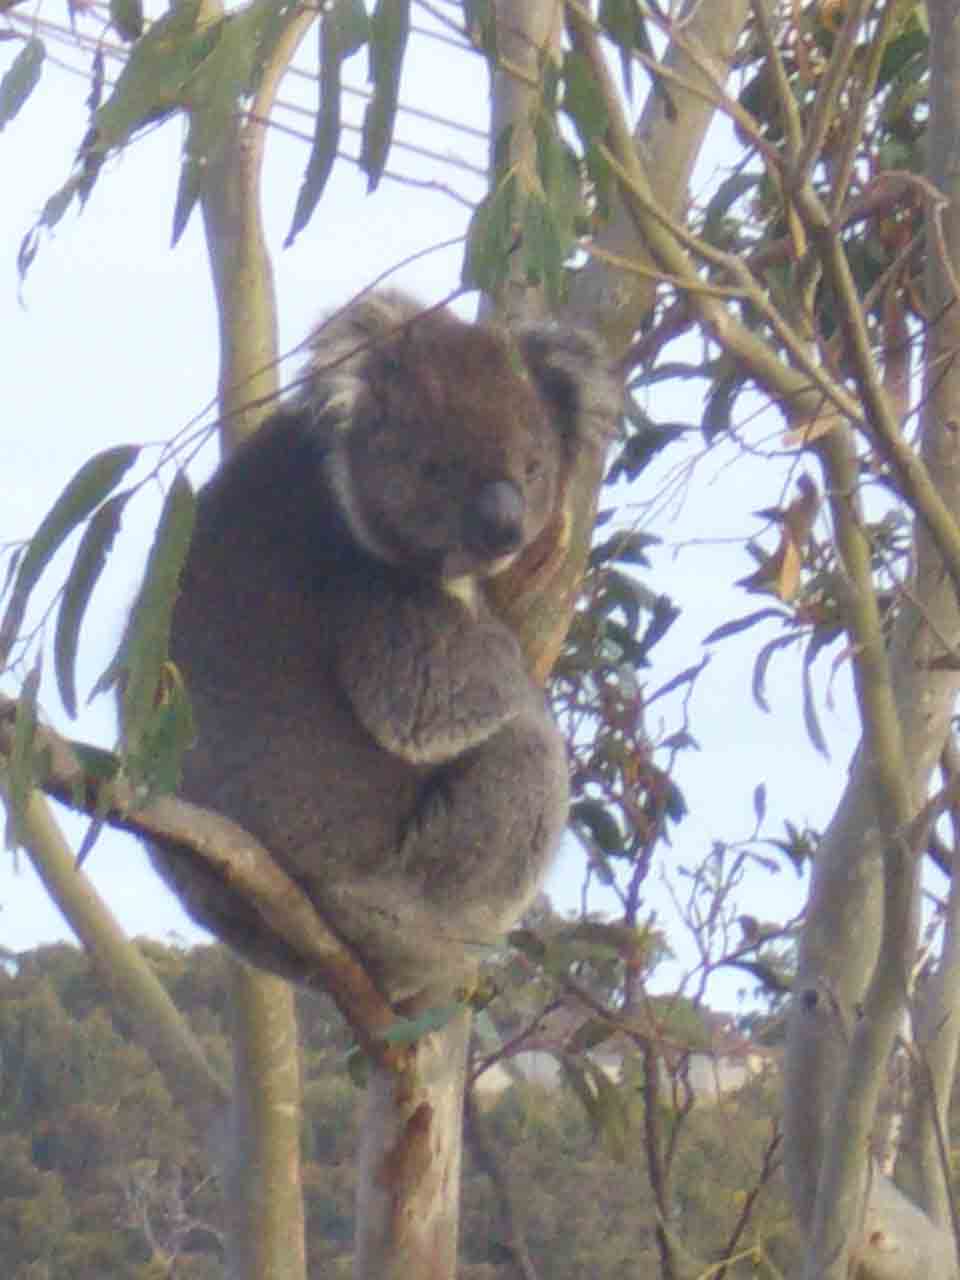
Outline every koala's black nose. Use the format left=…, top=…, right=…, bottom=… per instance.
left=465, top=480, right=526, bottom=558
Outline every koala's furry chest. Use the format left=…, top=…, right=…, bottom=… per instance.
left=171, top=572, right=430, bottom=875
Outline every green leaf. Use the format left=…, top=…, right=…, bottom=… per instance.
left=597, top=0, right=638, bottom=99
left=54, top=492, right=131, bottom=719
left=18, top=171, right=91, bottom=285
left=801, top=638, right=829, bottom=758
left=361, top=0, right=410, bottom=191
left=0, top=446, right=140, bottom=664
left=534, top=114, right=582, bottom=241
left=521, top=194, right=565, bottom=301
left=121, top=473, right=196, bottom=788
left=67, top=744, right=122, bottom=865
left=92, top=0, right=212, bottom=154
left=463, top=172, right=517, bottom=294
left=571, top=799, right=623, bottom=855
left=70, top=742, right=123, bottom=786
left=173, top=1, right=278, bottom=243
left=561, top=51, right=608, bottom=143
left=129, top=664, right=196, bottom=796
left=702, top=172, right=759, bottom=248
left=703, top=608, right=786, bottom=644
left=110, top=0, right=144, bottom=42
left=248, top=0, right=311, bottom=92
left=0, top=37, right=44, bottom=132
left=287, top=0, right=370, bottom=247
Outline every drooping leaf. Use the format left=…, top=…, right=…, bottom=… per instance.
left=646, top=657, right=708, bottom=708
left=801, top=636, right=830, bottom=758
left=597, top=0, right=674, bottom=118
left=120, top=473, right=196, bottom=790
left=92, top=0, right=211, bottom=156
left=69, top=741, right=123, bottom=790
left=110, top=0, right=144, bottom=43
left=703, top=608, right=787, bottom=645
left=360, top=0, right=410, bottom=191
left=127, top=662, right=196, bottom=796
left=590, top=529, right=660, bottom=569
left=753, top=781, right=767, bottom=827
left=571, top=799, right=624, bottom=856
left=751, top=633, right=796, bottom=713
left=702, top=171, right=760, bottom=248
left=1, top=547, right=24, bottom=602
left=534, top=112, right=583, bottom=241
left=70, top=744, right=123, bottom=866
left=736, top=475, right=820, bottom=602
left=0, top=37, right=44, bottom=132
left=18, top=174, right=87, bottom=285
left=173, top=0, right=281, bottom=243
left=54, top=492, right=131, bottom=718
left=0, top=446, right=139, bottom=664
left=287, top=0, right=370, bottom=246
left=561, top=50, right=608, bottom=144
left=463, top=171, right=517, bottom=294
left=701, top=364, right=741, bottom=441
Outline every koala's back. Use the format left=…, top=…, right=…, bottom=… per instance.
left=161, top=417, right=426, bottom=974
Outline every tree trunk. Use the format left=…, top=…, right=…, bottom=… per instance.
left=354, top=1005, right=471, bottom=1279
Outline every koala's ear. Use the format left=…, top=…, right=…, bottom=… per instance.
left=519, top=326, right=622, bottom=457
left=298, top=290, right=424, bottom=428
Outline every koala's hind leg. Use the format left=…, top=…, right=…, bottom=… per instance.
left=400, top=705, right=569, bottom=935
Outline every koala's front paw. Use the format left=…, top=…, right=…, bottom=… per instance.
left=339, top=589, right=534, bottom=765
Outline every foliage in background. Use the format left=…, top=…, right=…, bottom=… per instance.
left=0, top=940, right=793, bottom=1279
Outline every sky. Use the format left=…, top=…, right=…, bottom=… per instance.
left=0, top=5, right=866, bottom=1009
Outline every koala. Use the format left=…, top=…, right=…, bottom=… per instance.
left=150, top=292, right=619, bottom=1001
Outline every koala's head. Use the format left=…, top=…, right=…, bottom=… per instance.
left=299, top=292, right=620, bottom=582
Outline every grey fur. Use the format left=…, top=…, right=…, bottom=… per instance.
left=149, top=294, right=619, bottom=1001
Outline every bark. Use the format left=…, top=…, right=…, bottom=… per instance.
left=224, top=967, right=306, bottom=1280
left=492, top=0, right=753, bottom=671
left=784, top=4, right=960, bottom=1275
left=196, top=4, right=313, bottom=1264
left=354, top=1003, right=472, bottom=1279
left=354, top=2, right=754, bottom=1273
